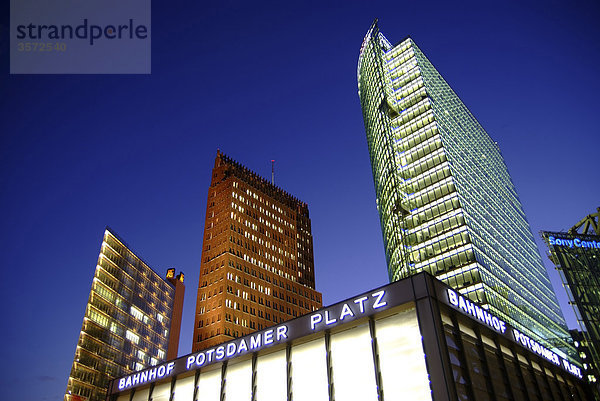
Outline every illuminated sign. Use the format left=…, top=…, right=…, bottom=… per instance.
left=309, top=290, right=387, bottom=331
left=446, top=289, right=582, bottom=379
left=118, top=362, right=174, bottom=390
left=185, top=325, right=288, bottom=370
left=116, top=291, right=390, bottom=391
left=118, top=325, right=289, bottom=391
left=110, top=276, right=585, bottom=396
left=548, top=236, right=600, bottom=249
left=447, top=289, right=506, bottom=334
left=512, top=328, right=581, bottom=378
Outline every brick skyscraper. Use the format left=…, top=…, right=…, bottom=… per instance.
left=192, top=151, right=322, bottom=352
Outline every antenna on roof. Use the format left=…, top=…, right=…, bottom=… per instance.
left=271, top=160, right=275, bottom=185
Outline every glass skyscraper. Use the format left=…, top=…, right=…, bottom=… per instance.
left=357, top=21, right=571, bottom=356
left=65, top=228, right=185, bottom=401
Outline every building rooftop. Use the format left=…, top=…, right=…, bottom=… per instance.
left=216, top=150, right=310, bottom=216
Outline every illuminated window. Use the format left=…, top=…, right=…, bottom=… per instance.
left=125, top=330, right=140, bottom=344
left=88, top=309, right=109, bottom=328
left=130, top=306, right=146, bottom=322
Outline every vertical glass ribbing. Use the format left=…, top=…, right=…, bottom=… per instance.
left=357, top=22, right=571, bottom=357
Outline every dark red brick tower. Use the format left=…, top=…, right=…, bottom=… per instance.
left=192, top=151, right=322, bottom=352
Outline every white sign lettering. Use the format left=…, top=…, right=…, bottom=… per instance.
left=512, top=328, right=582, bottom=379
left=447, top=289, right=506, bottom=334
left=185, top=324, right=288, bottom=371
left=118, top=362, right=174, bottom=390
left=446, top=288, right=583, bottom=379
left=310, top=290, right=387, bottom=331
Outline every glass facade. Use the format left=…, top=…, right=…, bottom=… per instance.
left=357, top=21, right=571, bottom=356
left=440, top=306, right=588, bottom=401
left=542, top=209, right=600, bottom=389
left=65, top=229, right=179, bottom=401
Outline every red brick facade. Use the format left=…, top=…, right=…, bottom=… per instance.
left=192, top=151, right=322, bottom=352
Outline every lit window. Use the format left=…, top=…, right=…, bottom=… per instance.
left=88, top=309, right=109, bottom=328
left=125, top=330, right=140, bottom=344
left=130, top=306, right=146, bottom=321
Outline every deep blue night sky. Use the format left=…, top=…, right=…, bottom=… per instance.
left=1, top=1, right=599, bottom=400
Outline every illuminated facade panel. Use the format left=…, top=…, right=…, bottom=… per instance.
left=196, top=367, right=220, bottom=401
left=376, top=309, right=432, bottom=399
left=64, top=228, right=184, bottom=401
left=107, top=273, right=591, bottom=401
left=330, top=323, right=379, bottom=401
left=224, top=359, right=252, bottom=401
left=171, top=375, right=194, bottom=401
left=255, top=349, right=287, bottom=401
left=290, top=338, right=328, bottom=401
left=357, top=20, right=571, bottom=357
left=192, top=151, right=322, bottom=352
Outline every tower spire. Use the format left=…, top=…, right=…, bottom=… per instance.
left=271, top=159, right=275, bottom=184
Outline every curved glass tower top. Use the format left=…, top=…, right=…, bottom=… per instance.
left=357, top=21, right=572, bottom=356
